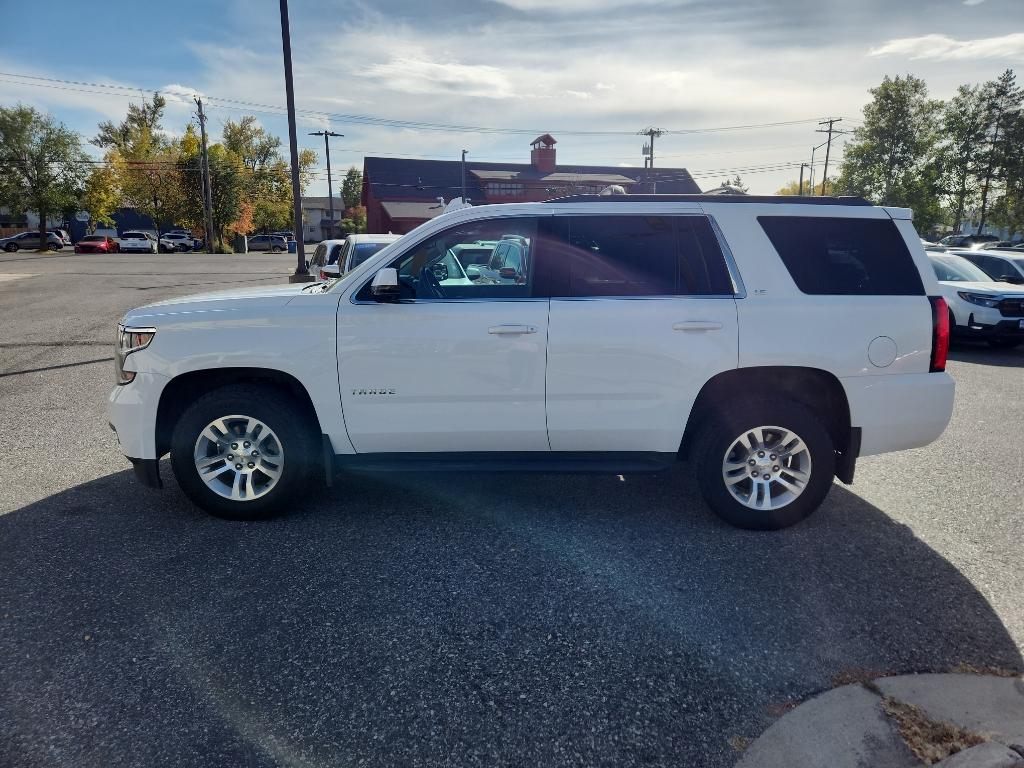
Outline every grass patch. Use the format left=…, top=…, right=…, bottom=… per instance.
left=882, top=696, right=986, bottom=765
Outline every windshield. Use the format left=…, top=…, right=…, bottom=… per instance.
left=930, top=254, right=991, bottom=282
left=82, top=235, right=104, bottom=242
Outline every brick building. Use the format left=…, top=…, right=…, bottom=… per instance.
left=362, top=135, right=701, bottom=234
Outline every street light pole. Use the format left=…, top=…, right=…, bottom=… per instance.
left=279, top=0, right=312, bottom=282
left=461, top=149, right=467, bottom=202
left=309, top=130, right=343, bottom=238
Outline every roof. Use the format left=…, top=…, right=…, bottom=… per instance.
left=381, top=200, right=446, bottom=220
left=542, top=194, right=872, bottom=206
left=531, top=134, right=557, bottom=146
left=301, top=196, right=340, bottom=210
left=363, top=157, right=700, bottom=203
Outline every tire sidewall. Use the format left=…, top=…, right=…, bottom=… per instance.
left=170, top=386, right=315, bottom=520
left=695, top=399, right=836, bottom=530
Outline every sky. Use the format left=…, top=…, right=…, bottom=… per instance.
left=1, top=0, right=1022, bottom=195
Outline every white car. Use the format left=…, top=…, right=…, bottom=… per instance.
left=119, top=231, right=158, bottom=253
left=926, top=252, right=1024, bottom=349
left=954, top=248, right=1024, bottom=286
left=311, top=234, right=402, bottom=280
left=110, top=195, right=955, bottom=530
left=159, top=233, right=196, bottom=253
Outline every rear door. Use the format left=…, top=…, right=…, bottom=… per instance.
left=542, top=212, right=739, bottom=453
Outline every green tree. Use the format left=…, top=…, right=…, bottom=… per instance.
left=93, top=92, right=167, bottom=154
left=936, top=84, right=989, bottom=234
left=341, top=166, right=362, bottom=208
left=976, top=69, right=1022, bottom=233
left=837, top=74, right=943, bottom=231
left=180, top=144, right=244, bottom=250
left=989, top=108, right=1024, bottom=237
left=0, top=105, right=88, bottom=249
left=719, top=174, right=748, bottom=192
left=222, top=116, right=282, bottom=172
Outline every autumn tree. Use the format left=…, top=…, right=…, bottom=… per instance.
left=180, top=144, right=244, bottom=250
left=0, top=106, right=88, bottom=249
left=837, top=75, right=943, bottom=231
left=80, top=161, right=120, bottom=229
left=775, top=179, right=832, bottom=196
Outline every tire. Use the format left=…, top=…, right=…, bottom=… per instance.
left=272, top=246, right=283, bottom=253
left=169, top=384, right=317, bottom=520
left=692, top=398, right=835, bottom=530
left=5, top=243, right=18, bottom=252
left=987, top=338, right=1022, bottom=349
left=48, top=243, right=60, bottom=252
left=176, top=244, right=189, bottom=253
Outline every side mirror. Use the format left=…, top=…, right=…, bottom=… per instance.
left=319, top=263, right=341, bottom=281
left=466, top=265, right=481, bottom=281
left=371, top=267, right=400, bottom=302
left=1000, top=274, right=1023, bottom=284
left=431, top=263, right=450, bottom=282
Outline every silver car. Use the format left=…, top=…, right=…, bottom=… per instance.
left=1, top=231, right=64, bottom=252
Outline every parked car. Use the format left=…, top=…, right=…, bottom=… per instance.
left=954, top=248, right=1024, bottom=284
left=0, top=231, right=64, bottom=251
left=307, top=238, right=347, bottom=280
left=159, top=233, right=197, bottom=253
left=110, top=195, right=956, bottom=530
left=271, top=231, right=295, bottom=241
left=468, top=234, right=530, bottom=284
left=119, top=231, right=158, bottom=254
left=927, top=252, right=1024, bottom=348
left=938, top=233, right=999, bottom=249
left=247, top=234, right=288, bottom=253
left=450, top=241, right=499, bottom=271
left=75, top=235, right=120, bottom=254
left=49, top=228, right=72, bottom=247
left=313, top=234, right=402, bottom=280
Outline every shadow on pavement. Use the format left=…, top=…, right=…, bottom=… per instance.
left=1, top=465, right=1020, bottom=768
left=948, top=340, right=1024, bottom=367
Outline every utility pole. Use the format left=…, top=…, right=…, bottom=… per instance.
left=638, top=127, right=664, bottom=192
left=461, top=149, right=468, bottom=202
left=816, top=117, right=842, bottom=195
left=798, top=163, right=809, bottom=196
left=194, top=97, right=215, bottom=252
left=309, top=130, right=343, bottom=238
left=279, top=0, right=311, bottom=282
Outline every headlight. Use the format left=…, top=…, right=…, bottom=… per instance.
left=956, top=292, right=1000, bottom=308
left=115, top=324, right=155, bottom=384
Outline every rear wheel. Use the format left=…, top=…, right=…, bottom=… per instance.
left=170, top=385, right=317, bottom=520
left=5, top=243, right=18, bottom=252
left=693, top=398, right=835, bottom=530
left=271, top=246, right=283, bottom=253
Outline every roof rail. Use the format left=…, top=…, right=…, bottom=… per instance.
left=542, top=194, right=871, bottom=206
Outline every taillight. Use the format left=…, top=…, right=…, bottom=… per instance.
left=929, top=296, right=949, bottom=372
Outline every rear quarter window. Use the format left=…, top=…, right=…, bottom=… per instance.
left=758, top=216, right=924, bottom=296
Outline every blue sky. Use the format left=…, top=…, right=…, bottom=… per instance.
left=2, top=0, right=1022, bottom=194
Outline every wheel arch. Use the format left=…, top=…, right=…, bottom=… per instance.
left=680, top=366, right=855, bottom=479
left=156, top=367, right=322, bottom=457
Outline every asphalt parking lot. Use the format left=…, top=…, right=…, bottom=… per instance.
left=1, top=250, right=1022, bottom=767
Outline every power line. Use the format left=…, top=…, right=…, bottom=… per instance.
left=0, top=70, right=838, bottom=138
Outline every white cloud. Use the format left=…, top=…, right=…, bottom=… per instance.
left=360, top=56, right=517, bottom=100
left=491, top=0, right=680, bottom=10
left=869, top=32, right=1024, bottom=61
left=963, top=0, right=985, bottom=5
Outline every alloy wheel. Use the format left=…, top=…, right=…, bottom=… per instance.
left=193, top=414, right=285, bottom=501
left=721, top=425, right=812, bottom=511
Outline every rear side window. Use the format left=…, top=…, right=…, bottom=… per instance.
left=542, top=215, right=733, bottom=297
left=758, top=216, right=924, bottom=296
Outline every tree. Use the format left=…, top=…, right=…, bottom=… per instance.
left=776, top=179, right=832, bottom=196
left=836, top=74, right=943, bottom=231
left=339, top=205, right=367, bottom=235
left=80, top=160, right=120, bottom=229
left=989, top=107, right=1024, bottom=237
left=180, top=144, right=244, bottom=250
left=222, top=116, right=282, bottom=172
left=936, top=85, right=989, bottom=234
left=976, top=69, right=1022, bottom=233
left=93, top=92, right=167, bottom=154
left=0, top=106, right=88, bottom=249
left=719, top=174, right=748, bottom=192
left=341, top=166, right=362, bottom=208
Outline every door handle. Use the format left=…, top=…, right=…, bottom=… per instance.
left=488, top=324, right=537, bottom=335
left=672, top=321, right=723, bottom=332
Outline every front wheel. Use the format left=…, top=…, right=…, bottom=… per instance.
left=692, top=399, right=835, bottom=530
left=5, top=243, right=18, bottom=252
left=271, top=246, right=283, bottom=253
left=169, top=385, right=317, bottom=520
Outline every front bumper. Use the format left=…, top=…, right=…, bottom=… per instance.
left=954, top=314, right=1024, bottom=338
left=108, top=371, right=169, bottom=460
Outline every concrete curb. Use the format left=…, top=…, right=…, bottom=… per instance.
left=737, top=673, right=1024, bottom=768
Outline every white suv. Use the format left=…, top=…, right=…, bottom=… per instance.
left=109, top=195, right=955, bottom=530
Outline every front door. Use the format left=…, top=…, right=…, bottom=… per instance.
left=542, top=213, right=740, bottom=453
left=337, top=216, right=550, bottom=453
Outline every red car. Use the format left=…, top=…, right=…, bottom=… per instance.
left=74, top=235, right=120, bottom=254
